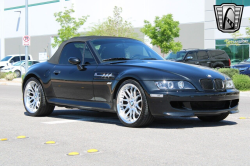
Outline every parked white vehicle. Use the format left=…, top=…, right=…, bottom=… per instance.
left=0, top=54, right=33, bottom=69
left=1, top=60, right=39, bottom=77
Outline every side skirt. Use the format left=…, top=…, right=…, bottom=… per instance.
left=47, top=98, right=115, bottom=113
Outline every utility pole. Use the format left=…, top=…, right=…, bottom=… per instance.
left=25, top=0, right=28, bottom=72
left=0, top=0, right=5, bottom=60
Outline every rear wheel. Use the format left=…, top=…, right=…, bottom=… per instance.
left=197, top=112, right=229, bottom=122
left=23, top=77, right=54, bottom=116
left=14, top=70, right=21, bottom=78
left=116, top=79, right=154, bottom=127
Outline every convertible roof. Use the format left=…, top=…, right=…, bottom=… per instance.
left=48, top=36, right=135, bottom=64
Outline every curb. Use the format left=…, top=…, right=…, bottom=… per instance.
left=0, top=82, right=22, bottom=86
left=0, top=78, right=22, bottom=86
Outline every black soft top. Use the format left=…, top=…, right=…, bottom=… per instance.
left=48, top=36, right=135, bottom=64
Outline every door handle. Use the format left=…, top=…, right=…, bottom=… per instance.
left=53, top=70, right=61, bottom=75
left=207, top=62, right=211, bottom=63
left=195, top=62, right=199, bottom=65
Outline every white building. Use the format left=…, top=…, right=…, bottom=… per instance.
left=0, top=0, right=249, bottom=62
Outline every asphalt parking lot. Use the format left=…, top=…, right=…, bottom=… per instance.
left=0, top=85, right=250, bottom=166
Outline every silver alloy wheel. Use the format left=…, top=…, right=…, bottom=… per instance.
left=117, top=83, right=142, bottom=124
left=24, top=81, right=41, bottom=113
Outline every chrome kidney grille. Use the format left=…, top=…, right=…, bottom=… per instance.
left=200, top=79, right=225, bottom=91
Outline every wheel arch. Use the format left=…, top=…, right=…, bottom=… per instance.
left=112, top=77, right=147, bottom=100
left=22, top=74, right=42, bottom=92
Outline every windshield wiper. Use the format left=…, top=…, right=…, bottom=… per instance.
left=141, top=58, right=157, bottom=60
left=103, top=58, right=131, bottom=61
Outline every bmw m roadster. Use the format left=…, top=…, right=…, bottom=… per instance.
left=22, top=36, right=239, bottom=127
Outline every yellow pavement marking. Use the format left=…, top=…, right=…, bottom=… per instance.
left=45, top=141, right=56, bottom=144
left=239, top=117, right=246, bottom=119
left=67, top=152, right=80, bottom=156
left=0, top=138, right=8, bottom=141
left=87, top=149, right=99, bottom=153
left=17, top=136, right=26, bottom=139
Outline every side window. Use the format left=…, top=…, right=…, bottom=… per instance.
left=21, top=56, right=31, bottom=60
left=209, top=50, right=225, bottom=59
left=84, top=45, right=96, bottom=65
left=12, top=57, right=20, bottom=62
left=28, top=61, right=33, bottom=66
left=59, top=42, right=85, bottom=65
left=186, top=51, right=197, bottom=60
left=197, top=51, right=209, bottom=60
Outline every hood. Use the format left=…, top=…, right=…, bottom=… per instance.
left=0, top=61, right=8, bottom=68
left=113, top=60, right=226, bottom=80
left=232, top=62, right=250, bottom=68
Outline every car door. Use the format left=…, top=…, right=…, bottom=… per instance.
left=196, top=51, right=211, bottom=67
left=184, top=51, right=198, bottom=65
left=51, top=42, right=97, bottom=101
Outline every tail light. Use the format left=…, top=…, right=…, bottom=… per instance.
left=229, top=59, right=231, bottom=66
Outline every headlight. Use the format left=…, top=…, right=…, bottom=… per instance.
left=155, top=81, right=195, bottom=90
left=239, top=67, right=248, bottom=71
left=225, top=80, right=235, bottom=89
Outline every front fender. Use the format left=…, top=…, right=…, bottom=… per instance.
left=22, top=62, right=55, bottom=98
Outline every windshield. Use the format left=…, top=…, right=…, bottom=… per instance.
left=1, top=56, right=12, bottom=61
left=90, top=39, right=164, bottom=61
left=166, top=51, right=187, bottom=60
left=246, top=58, right=250, bottom=62
left=13, top=61, right=24, bottom=66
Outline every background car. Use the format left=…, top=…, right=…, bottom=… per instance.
left=22, top=36, right=239, bottom=127
left=231, top=59, right=242, bottom=65
left=231, top=58, right=250, bottom=76
left=165, top=49, right=231, bottom=68
left=0, top=54, right=33, bottom=69
left=1, top=60, right=39, bottom=77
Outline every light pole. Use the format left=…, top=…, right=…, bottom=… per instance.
left=25, top=0, right=29, bottom=73
left=15, top=11, right=21, bottom=63
left=0, top=0, right=5, bottom=60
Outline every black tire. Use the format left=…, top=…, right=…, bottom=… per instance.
left=197, top=112, right=229, bottom=122
left=23, top=77, right=55, bottom=116
left=116, top=79, right=154, bottom=127
left=14, top=70, right=21, bottom=78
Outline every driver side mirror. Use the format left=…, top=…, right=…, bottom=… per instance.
left=186, top=56, right=193, bottom=60
left=68, top=57, right=85, bottom=71
left=10, top=60, right=14, bottom=64
left=68, top=57, right=81, bottom=65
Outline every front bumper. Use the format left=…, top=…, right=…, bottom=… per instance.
left=146, top=89, right=239, bottom=117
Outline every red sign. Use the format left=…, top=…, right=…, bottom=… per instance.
left=22, top=35, right=30, bottom=46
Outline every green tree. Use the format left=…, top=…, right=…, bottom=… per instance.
left=141, top=14, right=182, bottom=54
left=52, top=5, right=89, bottom=48
left=87, top=6, right=138, bottom=39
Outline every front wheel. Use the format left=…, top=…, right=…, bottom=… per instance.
left=197, top=112, right=229, bottom=122
left=23, top=77, right=54, bottom=116
left=14, top=70, right=21, bottom=78
left=116, top=79, right=154, bottom=127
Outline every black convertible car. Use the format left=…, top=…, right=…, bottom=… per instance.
left=22, top=36, right=239, bottom=127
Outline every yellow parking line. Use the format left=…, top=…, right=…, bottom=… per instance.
left=45, top=141, right=56, bottom=144
left=67, top=152, right=79, bottom=156
left=17, top=136, right=27, bottom=139
left=87, top=149, right=99, bottom=153
left=0, top=138, right=8, bottom=141
left=239, top=117, right=246, bottom=119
